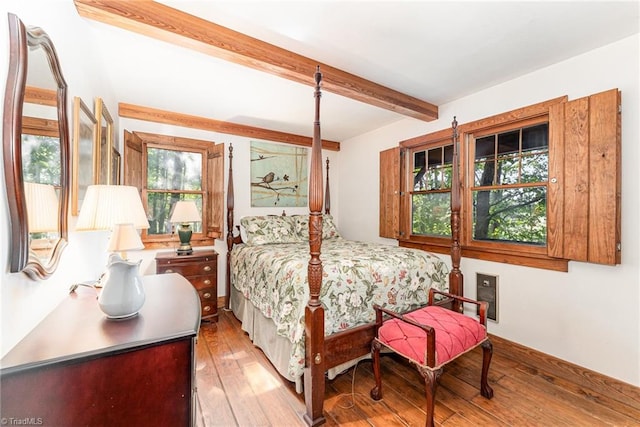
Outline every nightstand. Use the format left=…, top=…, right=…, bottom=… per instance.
left=156, top=249, right=218, bottom=321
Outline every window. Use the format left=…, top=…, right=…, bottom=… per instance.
left=124, top=131, right=224, bottom=249
left=146, top=146, right=204, bottom=236
left=390, top=90, right=620, bottom=270
left=470, top=121, right=548, bottom=246
left=411, top=144, right=453, bottom=237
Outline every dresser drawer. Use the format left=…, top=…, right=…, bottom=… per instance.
left=157, top=260, right=215, bottom=278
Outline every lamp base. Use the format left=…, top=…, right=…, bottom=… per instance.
left=176, top=246, right=193, bottom=256
left=176, top=223, right=193, bottom=256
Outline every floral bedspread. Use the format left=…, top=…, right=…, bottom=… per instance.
left=230, top=238, right=449, bottom=379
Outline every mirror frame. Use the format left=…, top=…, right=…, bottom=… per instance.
left=3, top=13, right=70, bottom=279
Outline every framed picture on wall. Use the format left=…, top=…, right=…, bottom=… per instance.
left=250, top=140, right=308, bottom=207
left=111, top=147, right=121, bottom=185
left=71, top=97, right=97, bottom=216
left=95, top=97, right=113, bottom=185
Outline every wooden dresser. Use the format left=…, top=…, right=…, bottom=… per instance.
left=155, top=249, right=218, bottom=322
left=0, top=273, right=200, bottom=427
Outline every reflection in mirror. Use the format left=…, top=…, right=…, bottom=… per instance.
left=2, top=13, right=70, bottom=279
left=72, top=97, right=97, bottom=216
left=95, top=98, right=113, bottom=185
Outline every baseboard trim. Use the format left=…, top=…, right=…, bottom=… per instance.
left=489, top=333, right=640, bottom=412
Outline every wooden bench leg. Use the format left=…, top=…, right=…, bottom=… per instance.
left=416, top=365, right=442, bottom=427
left=370, top=339, right=383, bottom=400
left=481, top=339, right=494, bottom=399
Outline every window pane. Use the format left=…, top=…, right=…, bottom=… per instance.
left=413, top=144, right=454, bottom=191
left=441, top=164, right=453, bottom=188
left=412, top=193, right=451, bottom=237
left=475, top=135, right=495, bottom=160
left=474, top=136, right=495, bottom=186
left=427, top=147, right=442, bottom=189
left=147, top=147, right=202, bottom=191
left=472, top=187, right=546, bottom=245
left=497, top=130, right=519, bottom=156
left=474, top=158, right=494, bottom=187
left=413, top=150, right=426, bottom=191
left=497, top=156, right=519, bottom=185
left=443, top=144, right=453, bottom=164
left=147, top=193, right=203, bottom=235
left=22, top=135, right=61, bottom=186
left=522, top=123, right=549, bottom=153
left=521, top=152, right=548, bottom=183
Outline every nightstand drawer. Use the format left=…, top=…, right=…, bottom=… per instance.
left=190, top=276, right=214, bottom=291
left=156, top=261, right=215, bottom=277
left=155, top=250, right=218, bottom=322
left=199, top=288, right=216, bottom=319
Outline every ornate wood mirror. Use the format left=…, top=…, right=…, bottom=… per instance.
left=3, top=13, right=70, bottom=279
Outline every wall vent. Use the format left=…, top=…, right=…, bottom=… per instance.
left=476, top=273, right=498, bottom=322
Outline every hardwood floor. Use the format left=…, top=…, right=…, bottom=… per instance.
left=195, top=310, right=640, bottom=426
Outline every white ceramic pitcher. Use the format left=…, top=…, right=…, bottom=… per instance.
left=98, top=253, right=145, bottom=319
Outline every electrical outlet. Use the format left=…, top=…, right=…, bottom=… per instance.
left=476, top=273, right=498, bottom=322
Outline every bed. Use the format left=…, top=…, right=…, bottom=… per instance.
left=225, top=67, right=463, bottom=425
left=230, top=215, right=449, bottom=383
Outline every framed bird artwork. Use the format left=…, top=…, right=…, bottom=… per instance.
left=250, top=141, right=308, bottom=207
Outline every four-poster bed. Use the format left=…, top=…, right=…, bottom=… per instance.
left=225, top=66, right=463, bottom=426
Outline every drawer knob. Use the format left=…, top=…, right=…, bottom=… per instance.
left=165, top=269, right=174, bottom=273
left=203, top=292, right=212, bottom=299
left=204, top=279, right=211, bottom=285
left=203, top=306, right=211, bottom=312
left=203, top=266, right=212, bottom=272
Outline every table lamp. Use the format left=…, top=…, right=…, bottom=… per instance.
left=76, top=185, right=150, bottom=319
left=170, top=200, right=201, bottom=255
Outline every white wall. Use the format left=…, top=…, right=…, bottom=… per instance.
left=339, top=35, right=640, bottom=386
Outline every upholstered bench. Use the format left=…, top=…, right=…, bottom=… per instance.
left=370, top=288, right=494, bottom=427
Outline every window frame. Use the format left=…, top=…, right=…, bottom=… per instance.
left=142, top=141, right=209, bottom=247
left=400, top=127, right=455, bottom=247
left=464, top=115, right=549, bottom=256
left=399, top=97, right=570, bottom=271
left=127, top=131, right=218, bottom=250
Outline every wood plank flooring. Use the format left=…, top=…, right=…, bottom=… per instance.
left=195, top=309, right=640, bottom=426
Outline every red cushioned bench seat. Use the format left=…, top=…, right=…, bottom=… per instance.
left=370, top=288, right=494, bottom=427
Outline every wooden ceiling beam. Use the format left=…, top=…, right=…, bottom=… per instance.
left=74, top=0, right=438, bottom=122
left=119, top=103, right=341, bottom=151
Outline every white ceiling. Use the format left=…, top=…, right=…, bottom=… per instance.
left=83, top=1, right=639, bottom=142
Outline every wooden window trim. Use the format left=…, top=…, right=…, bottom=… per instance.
left=460, top=98, right=568, bottom=268
left=398, top=240, right=569, bottom=272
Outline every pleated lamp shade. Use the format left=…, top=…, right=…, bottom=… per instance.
left=107, top=223, right=145, bottom=253
left=24, top=182, right=59, bottom=233
left=76, top=185, right=150, bottom=231
left=170, top=200, right=202, bottom=223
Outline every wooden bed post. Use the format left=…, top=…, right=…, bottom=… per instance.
left=225, top=144, right=234, bottom=310
left=449, top=117, right=463, bottom=311
left=304, top=66, right=326, bottom=426
left=324, top=157, right=330, bottom=215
